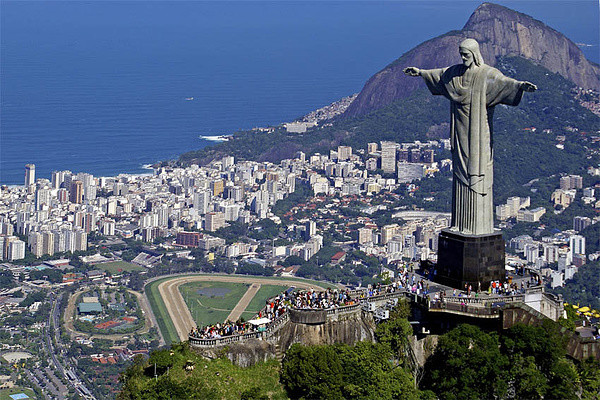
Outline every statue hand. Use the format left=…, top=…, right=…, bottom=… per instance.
left=404, top=67, right=421, bottom=77
left=521, top=81, right=537, bottom=92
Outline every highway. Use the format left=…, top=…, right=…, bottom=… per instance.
left=46, top=292, right=96, bottom=400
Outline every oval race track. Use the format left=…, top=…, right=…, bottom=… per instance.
left=156, top=275, right=329, bottom=341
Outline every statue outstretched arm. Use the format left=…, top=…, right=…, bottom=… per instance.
left=403, top=67, right=421, bottom=77
left=520, top=81, right=537, bottom=92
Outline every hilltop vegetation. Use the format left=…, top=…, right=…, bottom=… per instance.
left=119, top=301, right=600, bottom=400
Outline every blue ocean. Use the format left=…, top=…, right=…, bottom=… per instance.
left=1, top=1, right=598, bottom=185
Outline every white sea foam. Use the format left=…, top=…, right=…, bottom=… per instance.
left=200, top=135, right=230, bottom=142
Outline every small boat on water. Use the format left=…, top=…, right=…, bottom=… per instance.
left=185, top=97, right=194, bottom=101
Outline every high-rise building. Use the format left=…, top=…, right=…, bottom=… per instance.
left=7, top=240, right=25, bottom=261
left=398, top=149, right=409, bottom=162
left=113, top=182, right=128, bottom=196
left=0, top=222, right=14, bottom=236
left=560, top=174, right=583, bottom=190
left=569, top=235, right=586, bottom=256
left=524, top=243, right=539, bottom=263
left=367, top=143, right=378, bottom=154
left=337, top=146, right=352, bottom=162
left=222, top=156, right=235, bottom=169
left=380, top=142, right=397, bottom=174
left=304, top=220, right=317, bottom=240
left=74, top=230, right=88, bottom=252
left=211, top=180, right=225, bottom=197
left=83, top=212, right=96, bottom=233
left=105, top=199, right=117, bottom=215
left=543, top=243, right=559, bottom=264
left=408, top=148, right=421, bottom=163
left=100, top=219, right=116, bottom=236
left=381, top=224, right=400, bottom=245
left=70, top=181, right=83, bottom=204
left=25, top=164, right=36, bottom=187
left=422, top=149, right=435, bottom=164
left=35, top=188, right=52, bottom=210
left=573, top=216, right=592, bottom=232
left=205, top=212, right=225, bottom=232
left=42, top=231, right=55, bottom=256
left=193, top=190, right=210, bottom=214
left=51, top=170, right=67, bottom=189
left=358, top=227, right=372, bottom=244
left=28, top=231, right=44, bottom=257
left=366, top=158, right=378, bottom=171
left=57, top=188, right=69, bottom=203
left=53, top=230, right=67, bottom=253
left=176, top=231, right=202, bottom=247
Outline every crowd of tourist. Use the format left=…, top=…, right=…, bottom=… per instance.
left=189, top=320, right=259, bottom=339
left=189, top=285, right=399, bottom=339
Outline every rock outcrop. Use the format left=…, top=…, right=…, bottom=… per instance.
left=274, top=310, right=376, bottom=351
left=193, top=310, right=377, bottom=367
left=345, top=2, right=600, bottom=117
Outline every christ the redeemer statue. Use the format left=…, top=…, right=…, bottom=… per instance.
left=404, top=39, right=536, bottom=235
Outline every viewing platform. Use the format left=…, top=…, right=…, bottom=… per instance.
left=189, top=282, right=568, bottom=350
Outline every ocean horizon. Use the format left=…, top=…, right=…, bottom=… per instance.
left=2, top=1, right=598, bottom=185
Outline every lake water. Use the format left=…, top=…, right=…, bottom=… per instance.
left=1, top=1, right=598, bottom=184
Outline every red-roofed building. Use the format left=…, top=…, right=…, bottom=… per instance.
left=331, top=251, right=346, bottom=265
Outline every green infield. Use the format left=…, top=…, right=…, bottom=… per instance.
left=145, top=274, right=338, bottom=345
left=241, top=284, right=289, bottom=318
left=0, top=387, right=37, bottom=400
left=180, top=281, right=249, bottom=326
left=97, top=260, right=144, bottom=274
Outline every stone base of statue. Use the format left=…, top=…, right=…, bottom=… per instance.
left=435, top=228, right=505, bottom=290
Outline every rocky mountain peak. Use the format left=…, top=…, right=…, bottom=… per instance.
left=344, top=2, right=600, bottom=117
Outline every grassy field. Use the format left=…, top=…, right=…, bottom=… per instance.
left=241, top=284, right=289, bottom=319
left=0, top=387, right=37, bottom=400
left=179, top=281, right=250, bottom=326
left=97, top=260, right=144, bottom=274
left=145, top=274, right=338, bottom=345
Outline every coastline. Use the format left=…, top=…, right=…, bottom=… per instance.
left=2, top=94, right=356, bottom=185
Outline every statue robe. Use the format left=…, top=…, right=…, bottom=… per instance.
left=420, top=64, right=524, bottom=235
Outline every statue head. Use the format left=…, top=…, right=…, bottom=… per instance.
left=459, top=39, right=485, bottom=68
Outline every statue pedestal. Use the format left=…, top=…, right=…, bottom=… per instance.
left=436, top=229, right=505, bottom=290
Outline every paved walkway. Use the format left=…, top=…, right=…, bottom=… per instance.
left=226, top=283, right=261, bottom=322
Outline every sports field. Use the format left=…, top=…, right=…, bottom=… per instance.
left=145, top=274, right=336, bottom=344
left=0, top=387, right=36, bottom=400
left=97, top=260, right=144, bottom=274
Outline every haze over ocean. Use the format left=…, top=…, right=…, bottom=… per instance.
left=1, top=1, right=598, bottom=185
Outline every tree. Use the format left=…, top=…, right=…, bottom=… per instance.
left=578, top=357, right=600, bottom=400
left=147, top=349, right=175, bottom=375
left=421, top=324, right=508, bottom=400
left=281, top=344, right=344, bottom=400
left=375, top=311, right=412, bottom=358
left=281, top=342, right=420, bottom=400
